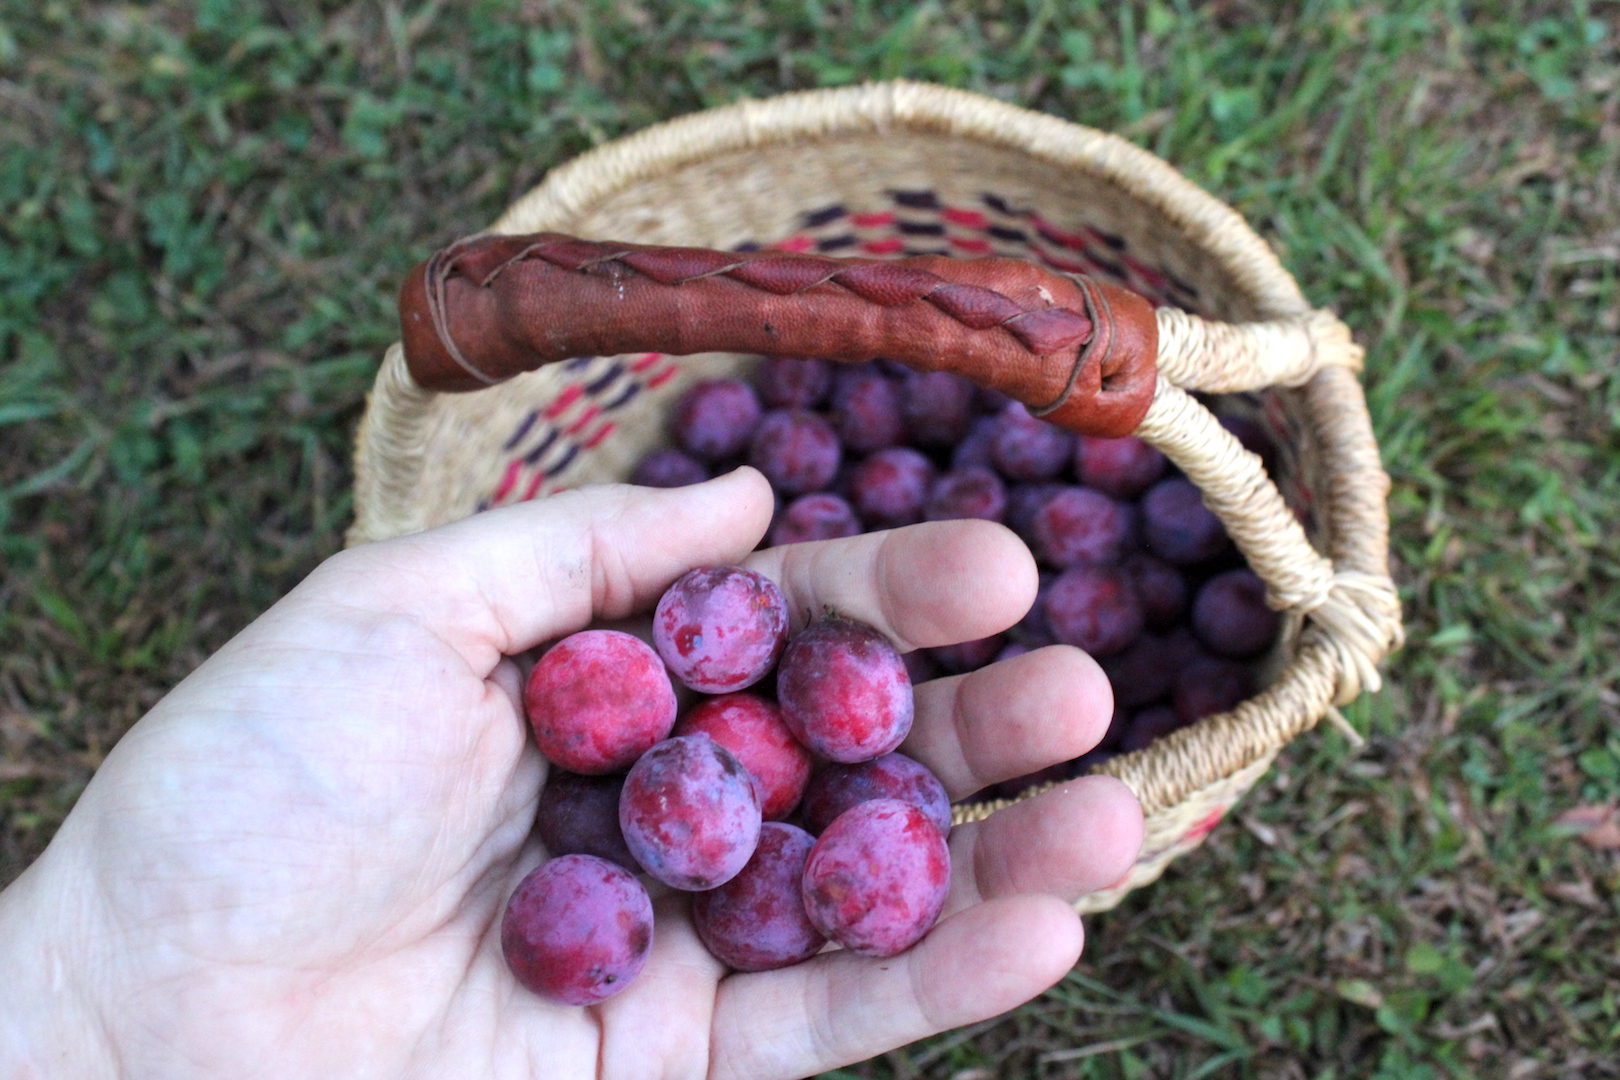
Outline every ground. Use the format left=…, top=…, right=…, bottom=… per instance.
left=1, top=2, right=1617, bottom=1076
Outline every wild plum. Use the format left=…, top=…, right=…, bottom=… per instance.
left=653, top=565, right=789, bottom=693
left=924, top=466, right=1007, bottom=523
left=1171, top=655, right=1252, bottom=724
left=500, top=854, right=653, bottom=1005
left=1098, top=633, right=1175, bottom=709
left=777, top=616, right=914, bottom=763
left=901, top=370, right=975, bottom=448
left=525, top=630, right=677, bottom=775
left=672, top=378, right=762, bottom=461
left=674, top=693, right=812, bottom=821
left=631, top=448, right=709, bottom=489
left=926, top=634, right=1004, bottom=674
left=989, top=403, right=1072, bottom=481
left=802, top=799, right=951, bottom=957
left=1043, top=566, right=1144, bottom=658
left=1119, top=705, right=1186, bottom=752
left=1141, top=478, right=1231, bottom=566
left=1030, top=486, right=1132, bottom=568
left=950, top=415, right=999, bottom=471
left=1120, top=553, right=1189, bottom=628
left=620, top=734, right=762, bottom=891
left=801, top=752, right=952, bottom=837
left=691, top=822, right=826, bottom=972
left=757, top=357, right=832, bottom=409
left=850, top=447, right=936, bottom=528
left=536, top=772, right=639, bottom=871
left=1075, top=435, right=1167, bottom=499
left=769, top=492, right=862, bottom=546
left=831, top=369, right=905, bottom=454
left=1191, top=568, right=1279, bottom=659
left=749, top=409, right=841, bottom=495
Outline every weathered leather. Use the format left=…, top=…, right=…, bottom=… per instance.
left=398, top=232, right=1158, bottom=437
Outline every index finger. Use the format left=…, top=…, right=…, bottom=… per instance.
left=743, top=520, right=1039, bottom=652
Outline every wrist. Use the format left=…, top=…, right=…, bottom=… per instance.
left=0, top=849, right=114, bottom=1078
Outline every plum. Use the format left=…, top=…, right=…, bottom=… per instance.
left=675, top=693, right=812, bottom=821
left=801, top=752, right=952, bottom=837
left=692, top=822, right=826, bottom=972
left=769, top=492, right=862, bottom=546
left=536, top=772, right=639, bottom=871
left=653, top=565, right=789, bottom=693
left=631, top=448, right=709, bottom=489
left=1043, top=566, right=1144, bottom=658
left=749, top=409, right=841, bottom=495
left=525, top=630, right=677, bottom=775
left=777, top=616, right=914, bottom=763
left=673, top=378, right=762, bottom=461
left=620, top=734, right=763, bottom=891
left=802, top=799, right=951, bottom=957
left=501, top=854, right=653, bottom=1005
left=1191, top=568, right=1280, bottom=659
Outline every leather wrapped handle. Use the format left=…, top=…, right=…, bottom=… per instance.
left=398, top=232, right=1159, bottom=437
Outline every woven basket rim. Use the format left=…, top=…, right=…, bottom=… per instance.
left=495, top=80, right=1310, bottom=319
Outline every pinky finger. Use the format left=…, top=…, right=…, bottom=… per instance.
left=707, top=895, right=1083, bottom=1080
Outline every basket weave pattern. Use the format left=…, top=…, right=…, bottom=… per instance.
left=349, top=82, right=1402, bottom=914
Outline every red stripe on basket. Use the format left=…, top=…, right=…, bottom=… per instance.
left=942, top=207, right=988, bottom=229
left=545, top=384, right=585, bottom=419
left=947, top=236, right=992, bottom=254
left=1034, top=249, right=1094, bottom=275
left=1123, top=254, right=1168, bottom=290
left=646, top=363, right=679, bottom=389
left=493, top=459, right=522, bottom=503
left=521, top=470, right=547, bottom=502
left=772, top=235, right=816, bottom=253
left=1032, top=216, right=1091, bottom=252
left=851, top=211, right=897, bottom=228
left=564, top=403, right=602, bottom=436
left=583, top=420, right=615, bottom=449
left=1182, top=808, right=1225, bottom=843
left=630, top=352, right=664, bottom=372
left=861, top=238, right=906, bottom=255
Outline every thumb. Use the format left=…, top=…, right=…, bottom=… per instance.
left=293, top=468, right=775, bottom=673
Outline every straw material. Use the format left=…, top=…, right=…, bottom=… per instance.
left=347, top=81, right=1401, bottom=913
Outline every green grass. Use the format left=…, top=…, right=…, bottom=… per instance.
left=3, top=0, right=1618, bottom=1075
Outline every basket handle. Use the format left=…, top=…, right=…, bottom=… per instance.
left=397, top=232, right=1158, bottom=438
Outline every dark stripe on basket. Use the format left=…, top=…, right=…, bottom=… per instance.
left=802, top=204, right=847, bottom=227
left=897, top=220, right=945, bottom=236
left=585, top=362, right=624, bottom=395
left=523, top=428, right=560, bottom=466
left=564, top=355, right=596, bottom=372
left=816, top=234, right=858, bottom=252
left=502, top=409, right=539, bottom=451
left=548, top=443, right=581, bottom=478
left=1093, top=227, right=1127, bottom=250
left=988, top=224, right=1029, bottom=243
left=889, top=189, right=940, bottom=209
left=603, top=382, right=640, bottom=410
left=980, top=192, right=1022, bottom=216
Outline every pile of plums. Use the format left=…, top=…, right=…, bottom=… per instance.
left=631, top=357, right=1283, bottom=793
left=502, top=565, right=954, bottom=1005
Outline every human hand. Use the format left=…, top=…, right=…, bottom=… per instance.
left=0, top=467, right=1143, bottom=1079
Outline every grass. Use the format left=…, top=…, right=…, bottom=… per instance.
left=2, top=0, right=1618, bottom=1075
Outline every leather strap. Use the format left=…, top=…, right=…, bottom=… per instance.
left=398, top=232, right=1158, bottom=437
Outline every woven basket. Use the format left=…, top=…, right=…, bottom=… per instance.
left=347, top=81, right=1402, bottom=915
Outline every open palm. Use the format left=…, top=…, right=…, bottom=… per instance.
left=0, top=468, right=1142, bottom=1079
